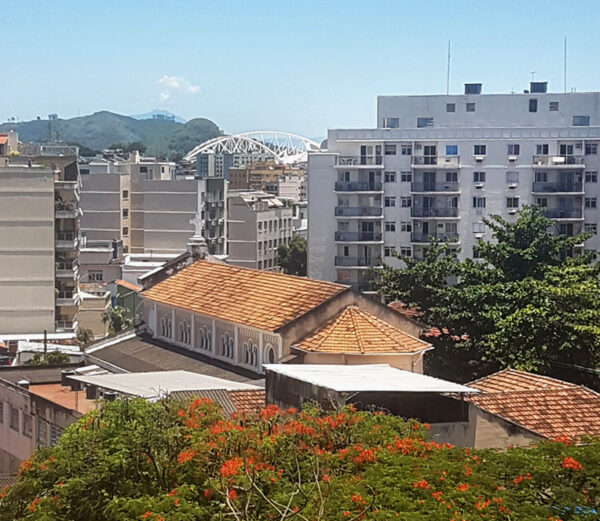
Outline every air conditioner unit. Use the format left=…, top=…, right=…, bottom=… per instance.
left=508, top=183, right=518, bottom=189
left=474, top=155, right=485, bottom=162
left=474, top=233, right=484, bottom=239
left=508, top=155, right=518, bottom=161
left=508, top=209, right=518, bottom=215
left=474, top=183, right=484, bottom=189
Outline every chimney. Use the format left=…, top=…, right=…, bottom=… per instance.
left=464, top=83, right=482, bottom=95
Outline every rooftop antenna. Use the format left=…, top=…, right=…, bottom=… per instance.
left=563, top=37, right=567, bottom=93
left=530, top=71, right=536, bottom=82
left=446, top=41, right=451, bottom=95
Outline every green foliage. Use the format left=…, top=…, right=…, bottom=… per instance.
left=75, top=328, right=94, bottom=347
left=101, top=306, right=132, bottom=334
left=1, top=399, right=598, bottom=521
left=374, top=206, right=600, bottom=384
left=277, top=236, right=307, bottom=276
left=24, top=351, right=70, bottom=366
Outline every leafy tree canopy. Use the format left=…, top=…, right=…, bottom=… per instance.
left=24, top=351, right=70, bottom=366
left=1, top=398, right=598, bottom=521
left=375, top=206, right=600, bottom=385
left=277, top=236, right=307, bottom=276
left=101, top=306, right=132, bottom=334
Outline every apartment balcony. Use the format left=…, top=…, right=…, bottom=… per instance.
left=542, top=209, right=583, bottom=219
left=532, top=182, right=584, bottom=194
left=55, top=320, right=78, bottom=332
left=55, top=261, right=80, bottom=279
left=335, top=155, right=384, bottom=168
left=335, top=231, right=383, bottom=243
left=334, top=181, right=383, bottom=192
left=56, top=290, right=80, bottom=307
left=411, top=232, right=459, bottom=243
left=411, top=156, right=460, bottom=168
left=410, top=182, right=460, bottom=193
left=411, top=207, right=459, bottom=218
left=532, top=155, right=585, bottom=167
left=335, top=256, right=381, bottom=267
left=335, top=206, right=383, bottom=218
left=55, top=231, right=79, bottom=250
left=55, top=200, right=79, bottom=219
left=54, top=179, right=78, bottom=191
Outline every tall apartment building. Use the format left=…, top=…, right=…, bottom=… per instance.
left=0, top=133, right=81, bottom=335
left=227, top=190, right=294, bottom=271
left=308, top=83, right=600, bottom=290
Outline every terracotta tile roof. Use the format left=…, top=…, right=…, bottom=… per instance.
left=294, top=306, right=431, bottom=354
left=143, top=261, right=347, bottom=331
left=115, top=279, right=142, bottom=292
left=468, top=368, right=576, bottom=394
left=0, top=135, right=8, bottom=145
left=388, top=301, right=422, bottom=318
left=468, top=387, right=600, bottom=440
left=229, top=389, right=265, bottom=414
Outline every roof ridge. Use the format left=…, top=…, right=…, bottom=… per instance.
left=355, top=306, right=424, bottom=349
left=347, top=307, right=366, bottom=354
left=314, top=308, right=351, bottom=350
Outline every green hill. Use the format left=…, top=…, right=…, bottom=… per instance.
left=0, top=111, right=223, bottom=159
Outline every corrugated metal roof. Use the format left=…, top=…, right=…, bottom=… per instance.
left=0, top=364, right=81, bottom=385
left=264, top=364, right=478, bottom=394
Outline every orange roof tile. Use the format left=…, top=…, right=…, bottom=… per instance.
left=0, top=135, right=7, bottom=145
left=388, top=301, right=422, bottom=318
left=115, top=279, right=143, bottom=292
left=294, top=306, right=431, bottom=354
left=229, top=389, right=265, bottom=414
left=143, top=261, right=347, bottom=331
left=468, top=387, right=600, bottom=440
left=29, top=384, right=97, bottom=415
left=468, top=368, right=576, bottom=394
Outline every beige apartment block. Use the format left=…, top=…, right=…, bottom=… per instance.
left=227, top=190, right=294, bottom=271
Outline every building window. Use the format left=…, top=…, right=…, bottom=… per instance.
left=507, top=144, right=520, bottom=155
left=446, top=171, right=458, bottom=182
left=472, top=222, right=486, bottom=233
left=506, top=171, right=519, bottom=184
left=400, top=247, right=412, bottom=257
left=243, top=340, right=258, bottom=367
left=383, top=118, right=399, bottom=128
left=384, top=196, right=396, bottom=207
left=549, top=101, right=559, bottom=111
left=401, top=145, right=412, bottom=155
left=122, top=227, right=129, bottom=237
left=384, top=171, right=396, bottom=183
left=535, top=171, right=548, bottom=183
left=220, top=333, right=234, bottom=359
left=536, top=198, right=548, bottom=208
left=585, top=197, right=597, bottom=209
left=473, top=197, right=486, bottom=208
left=400, top=197, right=412, bottom=208
left=446, top=103, right=455, bottom=113
left=584, top=223, right=597, bottom=234
left=536, top=144, right=549, bottom=155
left=573, top=115, right=590, bottom=127
left=585, top=143, right=598, bottom=155
left=400, top=221, right=412, bottom=232
left=9, top=405, right=18, bottom=431
left=22, top=413, right=32, bottom=438
left=474, top=145, right=487, bottom=155
left=529, top=99, right=538, bottom=112
left=445, top=145, right=458, bottom=156
left=266, top=345, right=276, bottom=364
left=507, top=197, right=519, bottom=209
left=384, top=246, right=396, bottom=257
left=385, top=221, right=396, bottom=232
left=80, top=168, right=90, bottom=175
left=178, top=321, right=191, bottom=344
left=466, top=102, right=476, bottom=112
left=122, top=190, right=129, bottom=200
left=122, top=208, right=129, bottom=218
left=473, top=171, right=486, bottom=183
left=586, top=171, right=598, bottom=183
left=198, top=326, right=212, bottom=351
left=88, top=271, right=103, bottom=282
left=400, top=171, right=411, bottom=182
left=160, top=316, right=172, bottom=338
left=384, top=144, right=397, bottom=155
left=473, top=246, right=481, bottom=259
left=417, top=117, right=433, bottom=128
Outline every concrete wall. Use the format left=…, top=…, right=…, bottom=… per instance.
left=78, top=292, right=110, bottom=338
left=80, top=172, right=123, bottom=242
left=0, top=166, right=55, bottom=334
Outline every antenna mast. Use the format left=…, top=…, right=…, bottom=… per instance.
left=563, top=37, right=567, bottom=93
left=446, top=41, right=451, bottom=95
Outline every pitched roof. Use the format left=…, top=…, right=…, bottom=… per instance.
left=467, top=369, right=600, bottom=440
left=468, top=368, right=576, bottom=393
left=294, top=306, right=431, bottom=354
left=468, top=387, right=600, bottom=440
left=143, top=261, right=347, bottom=331
left=115, top=279, right=142, bottom=292
left=229, top=389, right=266, bottom=414
left=388, top=301, right=422, bottom=318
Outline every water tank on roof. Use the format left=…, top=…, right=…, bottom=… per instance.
left=464, top=83, right=482, bottom=95
left=530, top=82, right=548, bottom=93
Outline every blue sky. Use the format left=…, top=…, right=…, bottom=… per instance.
left=1, top=0, right=599, bottom=137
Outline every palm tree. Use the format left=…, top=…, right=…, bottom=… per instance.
left=101, top=306, right=133, bottom=334
left=76, top=327, right=94, bottom=349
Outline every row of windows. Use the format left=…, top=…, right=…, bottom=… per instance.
left=384, top=246, right=412, bottom=257
left=258, top=218, right=292, bottom=232
left=0, top=402, right=32, bottom=438
left=381, top=222, right=598, bottom=236
left=385, top=221, right=413, bottom=232
left=258, top=237, right=290, bottom=251
left=383, top=170, right=597, bottom=184
left=384, top=196, right=412, bottom=207
left=377, top=143, right=598, bottom=156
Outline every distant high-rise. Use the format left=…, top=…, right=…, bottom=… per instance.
left=308, top=84, right=600, bottom=291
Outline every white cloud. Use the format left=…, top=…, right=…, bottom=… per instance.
left=156, top=75, right=201, bottom=102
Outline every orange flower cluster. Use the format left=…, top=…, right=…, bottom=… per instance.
left=220, top=457, right=243, bottom=478
left=561, top=456, right=583, bottom=471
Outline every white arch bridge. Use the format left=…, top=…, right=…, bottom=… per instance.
left=183, top=131, right=321, bottom=164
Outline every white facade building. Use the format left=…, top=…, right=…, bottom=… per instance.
left=308, top=83, right=600, bottom=290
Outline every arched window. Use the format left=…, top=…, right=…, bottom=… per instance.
left=206, top=329, right=212, bottom=352
left=228, top=337, right=234, bottom=359
left=166, top=319, right=172, bottom=339
left=160, top=317, right=167, bottom=337
left=243, top=342, right=249, bottom=364
left=266, top=345, right=276, bottom=364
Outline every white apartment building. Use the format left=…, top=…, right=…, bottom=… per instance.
left=227, top=190, right=294, bottom=271
left=0, top=134, right=81, bottom=335
left=308, top=83, right=600, bottom=291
